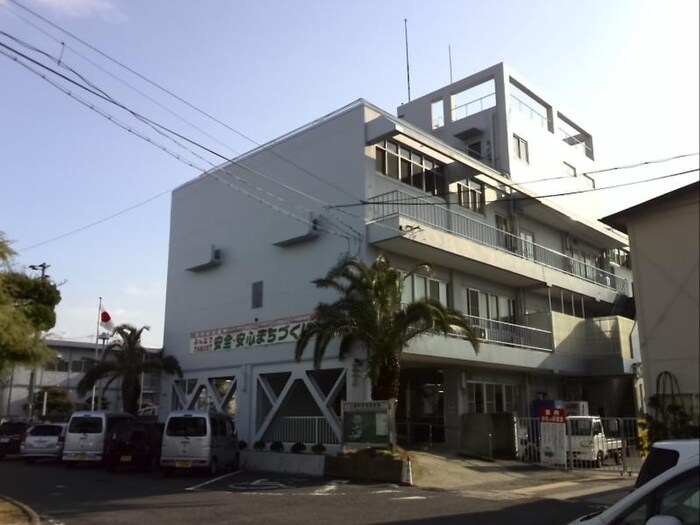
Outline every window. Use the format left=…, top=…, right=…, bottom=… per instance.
left=519, top=230, right=535, bottom=260
left=512, top=134, right=529, bottom=163
left=252, top=281, right=263, bottom=309
left=466, top=382, right=519, bottom=414
left=457, top=180, right=485, bottom=213
left=467, top=288, right=515, bottom=323
left=375, top=140, right=444, bottom=195
left=496, top=215, right=515, bottom=251
left=401, top=273, right=448, bottom=307
left=431, top=100, right=444, bottom=129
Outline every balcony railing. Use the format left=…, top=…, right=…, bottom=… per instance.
left=465, top=315, right=552, bottom=352
left=367, top=190, right=627, bottom=293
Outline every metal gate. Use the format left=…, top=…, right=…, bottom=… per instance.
left=516, top=417, right=644, bottom=475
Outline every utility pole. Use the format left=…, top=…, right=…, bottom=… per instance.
left=29, top=262, right=50, bottom=280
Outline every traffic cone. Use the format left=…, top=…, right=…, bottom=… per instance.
left=401, top=456, right=414, bottom=487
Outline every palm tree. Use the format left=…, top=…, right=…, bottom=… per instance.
left=295, top=254, right=479, bottom=400
left=77, top=324, right=182, bottom=415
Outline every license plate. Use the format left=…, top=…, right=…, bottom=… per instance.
left=77, top=453, right=88, bottom=460
left=120, top=455, right=132, bottom=463
left=175, top=460, right=192, bottom=468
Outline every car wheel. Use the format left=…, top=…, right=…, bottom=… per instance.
left=596, top=451, right=604, bottom=468
left=209, top=457, right=218, bottom=477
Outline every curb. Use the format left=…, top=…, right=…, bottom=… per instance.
left=0, top=495, right=40, bottom=525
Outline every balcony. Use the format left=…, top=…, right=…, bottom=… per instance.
left=466, top=315, right=552, bottom=352
left=367, top=190, right=627, bottom=295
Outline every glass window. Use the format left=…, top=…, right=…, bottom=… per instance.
left=401, top=275, right=413, bottom=307
left=485, top=384, right=496, bottom=413
left=520, top=230, right=535, bottom=260
left=431, top=100, right=444, bottom=129
left=375, top=140, right=443, bottom=195
left=467, top=289, right=480, bottom=317
left=474, top=383, right=484, bottom=413
left=69, top=417, right=103, bottom=434
left=414, top=276, right=427, bottom=301
left=512, top=134, right=529, bottom=163
left=166, top=416, right=207, bottom=437
left=466, top=383, right=476, bottom=413
left=458, top=180, right=485, bottom=213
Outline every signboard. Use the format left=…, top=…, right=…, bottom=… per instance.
left=341, top=400, right=396, bottom=449
left=539, top=408, right=567, bottom=467
left=190, top=314, right=315, bottom=353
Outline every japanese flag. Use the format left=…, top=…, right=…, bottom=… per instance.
left=100, top=309, right=115, bottom=331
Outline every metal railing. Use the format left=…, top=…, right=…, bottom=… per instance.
left=516, top=416, right=643, bottom=475
left=262, top=416, right=340, bottom=445
left=367, top=190, right=627, bottom=293
left=451, top=92, right=497, bottom=121
left=466, top=315, right=552, bottom=351
left=510, top=94, right=550, bottom=130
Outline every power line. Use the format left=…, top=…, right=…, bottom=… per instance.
left=1, top=40, right=360, bottom=244
left=4, top=0, right=368, bottom=227
left=329, top=168, right=699, bottom=209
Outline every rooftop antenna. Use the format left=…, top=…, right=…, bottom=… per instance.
left=404, top=18, right=411, bottom=102
left=448, top=45, right=453, bottom=83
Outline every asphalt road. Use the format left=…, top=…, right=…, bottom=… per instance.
left=0, top=456, right=629, bottom=524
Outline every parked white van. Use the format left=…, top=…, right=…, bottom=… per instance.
left=62, top=411, right=135, bottom=465
left=161, top=411, right=240, bottom=476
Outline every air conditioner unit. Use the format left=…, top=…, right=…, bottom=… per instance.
left=475, top=327, right=488, bottom=340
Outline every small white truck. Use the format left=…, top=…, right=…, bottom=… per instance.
left=567, top=416, right=623, bottom=468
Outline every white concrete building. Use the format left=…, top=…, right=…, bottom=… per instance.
left=603, top=182, right=699, bottom=422
left=0, top=339, right=161, bottom=419
left=162, top=64, right=637, bottom=449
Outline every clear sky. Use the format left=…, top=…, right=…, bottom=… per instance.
left=1, top=0, right=698, bottom=347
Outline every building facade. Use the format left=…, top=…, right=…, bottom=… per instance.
left=603, top=182, right=700, bottom=422
left=0, top=339, right=160, bottom=420
left=162, top=64, right=637, bottom=449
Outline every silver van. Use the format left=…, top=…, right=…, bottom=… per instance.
left=160, top=411, right=239, bottom=476
left=62, top=411, right=135, bottom=465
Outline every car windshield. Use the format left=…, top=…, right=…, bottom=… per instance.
left=29, top=425, right=63, bottom=437
left=69, top=417, right=103, bottom=434
left=0, top=422, right=27, bottom=435
left=166, top=417, right=207, bottom=437
left=569, top=419, right=593, bottom=436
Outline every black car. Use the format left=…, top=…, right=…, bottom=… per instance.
left=103, top=420, right=163, bottom=471
left=0, top=420, right=30, bottom=459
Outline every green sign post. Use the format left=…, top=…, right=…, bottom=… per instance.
left=341, top=400, right=396, bottom=449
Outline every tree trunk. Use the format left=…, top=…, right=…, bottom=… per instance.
left=372, top=357, right=400, bottom=401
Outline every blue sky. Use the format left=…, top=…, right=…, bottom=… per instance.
left=1, top=0, right=698, bottom=347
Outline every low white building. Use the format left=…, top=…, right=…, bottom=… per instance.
left=162, top=64, right=638, bottom=449
left=0, top=339, right=160, bottom=419
left=603, top=181, right=699, bottom=421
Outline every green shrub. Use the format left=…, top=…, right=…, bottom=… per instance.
left=270, top=441, right=284, bottom=452
left=253, top=440, right=266, bottom=450
left=311, top=443, right=326, bottom=454
left=291, top=442, right=306, bottom=453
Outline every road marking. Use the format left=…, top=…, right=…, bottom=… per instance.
left=184, top=470, right=243, bottom=491
left=372, top=489, right=401, bottom=494
left=228, top=478, right=292, bottom=491
left=516, top=481, right=578, bottom=494
left=313, top=484, right=338, bottom=495
left=392, top=496, right=427, bottom=500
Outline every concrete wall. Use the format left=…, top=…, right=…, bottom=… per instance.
left=625, top=192, right=700, bottom=398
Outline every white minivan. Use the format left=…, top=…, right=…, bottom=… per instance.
left=62, top=411, right=135, bottom=466
left=160, top=411, right=240, bottom=476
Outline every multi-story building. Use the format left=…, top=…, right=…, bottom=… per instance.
left=0, top=339, right=160, bottom=419
left=162, top=63, right=636, bottom=449
left=602, top=181, right=699, bottom=422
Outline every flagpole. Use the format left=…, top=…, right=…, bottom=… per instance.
left=92, top=297, right=102, bottom=411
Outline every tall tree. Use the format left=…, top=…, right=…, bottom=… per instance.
left=77, top=324, right=183, bottom=415
left=295, top=254, right=479, bottom=400
left=0, top=232, right=59, bottom=370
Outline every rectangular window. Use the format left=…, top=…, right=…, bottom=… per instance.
left=467, top=289, right=480, bottom=317
left=252, top=281, right=263, bottom=309
left=457, top=180, right=485, bottom=214
left=375, top=140, right=444, bottom=195
left=474, top=383, right=484, bottom=413
left=512, top=134, right=529, bottom=163
left=56, top=360, right=69, bottom=372
left=466, top=383, right=476, bottom=413
left=519, top=230, right=535, bottom=260
left=431, top=100, right=444, bottom=129
left=485, top=383, right=496, bottom=413
left=401, top=275, right=413, bottom=307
